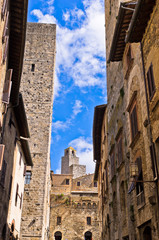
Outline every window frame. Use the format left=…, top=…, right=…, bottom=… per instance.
left=25, top=171, right=32, bottom=184
left=57, top=216, right=61, bottom=225
left=87, top=217, right=91, bottom=225
left=129, top=99, right=139, bottom=142
left=147, top=63, right=156, bottom=101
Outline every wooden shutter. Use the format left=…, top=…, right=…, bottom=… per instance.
left=1, top=159, right=7, bottom=186
left=150, top=143, right=157, bottom=179
left=2, top=35, right=9, bottom=64
left=130, top=104, right=138, bottom=140
left=147, top=64, right=155, bottom=99
left=8, top=175, right=13, bottom=199
left=20, top=193, right=23, bottom=209
left=0, top=144, right=5, bottom=170
left=2, top=11, right=9, bottom=42
left=23, top=165, right=26, bottom=176
left=15, top=184, right=19, bottom=206
left=1, top=0, right=8, bottom=19
left=2, top=69, right=13, bottom=104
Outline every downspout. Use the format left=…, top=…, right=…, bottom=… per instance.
left=140, top=42, right=159, bottom=237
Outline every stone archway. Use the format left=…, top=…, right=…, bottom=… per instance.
left=84, top=231, right=92, bottom=240
left=143, top=226, right=152, bottom=240
left=54, top=231, right=62, bottom=240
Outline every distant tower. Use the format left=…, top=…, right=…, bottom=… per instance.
left=20, top=23, right=56, bottom=240
left=61, top=147, right=86, bottom=178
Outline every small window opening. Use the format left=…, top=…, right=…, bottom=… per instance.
left=31, top=64, right=35, bottom=72
left=25, top=171, right=32, bottom=184
left=66, top=179, right=69, bottom=185
left=57, top=217, right=61, bottom=225
left=87, top=217, right=91, bottom=225
left=77, top=181, right=80, bottom=186
left=94, top=181, right=97, bottom=187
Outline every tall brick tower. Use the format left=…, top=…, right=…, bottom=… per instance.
left=20, top=23, right=56, bottom=239
left=61, top=147, right=86, bottom=178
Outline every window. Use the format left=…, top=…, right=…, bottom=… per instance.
left=150, top=143, right=157, bottom=179
left=130, top=102, right=138, bottom=141
left=147, top=64, right=155, bottom=100
left=20, top=193, right=23, bottom=209
left=1, top=159, right=7, bottom=186
left=66, top=179, right=69, bottom=185
left=19, top=152, right=22, bottom=166
left=0, top=144, right=5, bottom=171
left=87, top=217, right=91, bottom=225
left=117, top=132, right=123, bottom=166
left=15, top=184, right=19, bottom=206
left=25, top=171, right=32, bottom=184
left=110, top=148, right=115, bottom=179
left=31, top=64, right=35, bottom=72
left=136, top=157, right=145, bottom=206
left=94, top=181, right=97, bottom=187
left=77, top=181, right=80, bottom=186
left=8, top=175, right=12, bottom=199
left=57, top=217, right=61, bottom=225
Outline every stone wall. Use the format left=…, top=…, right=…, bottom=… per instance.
left=50, top=174, right=100, bottom=240
left=20, top=23, right=56, bottom=240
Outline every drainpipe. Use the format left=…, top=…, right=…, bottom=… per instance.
left=140, top=42, right=159, bottom=236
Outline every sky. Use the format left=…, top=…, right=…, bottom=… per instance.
left=27, top=0, right=106, bottom=174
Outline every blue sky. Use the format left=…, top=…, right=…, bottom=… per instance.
left=28, top=0, right=106, bottom=173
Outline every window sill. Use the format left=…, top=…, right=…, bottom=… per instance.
left=129, top=131, right=140, bottom=149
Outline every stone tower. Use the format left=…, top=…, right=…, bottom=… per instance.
left=61, top=147, right=86, bottom=178
left=20, top=23, right=56, bottom=239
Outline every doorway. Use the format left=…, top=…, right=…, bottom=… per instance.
left=54, top=231, right=62, bottom=240
left=143, top=226, right=152, bottom=240
left=84, top=231, right=92, bottom=240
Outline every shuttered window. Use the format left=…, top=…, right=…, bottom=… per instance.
left=1, top=159, right=7, bottom=186
left=1, top=0, right=7, bottom=19
left=19, top=152, right=22, bottom=166
left=8, top=175, right=12, bottom=199
left=23, top=165, right=26, bottom=176
left=20, top=193, right=23, bottom=209
left=2, top=11, right=9, bottom=42
left=15, top=184, right=19, bottom=206
left=2, top=36, right=9, bottom=64
left=110, top=148, right=115, bottom=179
left=130, top=104, right=138, bottom=141
left=147, top=64, right=155, bottom=100
left=0, top=144, right=5, bottom=171
left=150, top=143, right=157, bottom=179
left=136, top=157, right=144, bottom=195
left=2, top=69, right=13, bottom=104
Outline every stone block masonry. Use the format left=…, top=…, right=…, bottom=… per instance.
left=20, top=23, right=56, bottom=240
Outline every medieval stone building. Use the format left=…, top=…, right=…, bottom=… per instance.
left=93, top=0, right=159, bottom=240
left=50, top=147, right=100, bottom=240
left=0, top=0, right=33, bottom=239
left=20, top=23, right=56, bottom=240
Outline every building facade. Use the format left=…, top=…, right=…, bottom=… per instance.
left=50, top=147, right=100, bottom=240
left=20, top=23, right=56, bottom=240
left=0, top=0, right=33, bottom=239
left=93, top=0, right=159, bottom=240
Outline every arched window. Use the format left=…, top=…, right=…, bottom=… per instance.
left=84, top=231, right=92, bottom=240
left=54, top=231, right=62, bottom=240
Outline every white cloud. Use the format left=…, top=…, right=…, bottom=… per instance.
left=31, top=9, right=56, bottom=24
left=69, top=137, right=95, bottom=173
left=31, top=0, right=106, bottom=97
left=72, top=100, right=83, bottom=116
left=52, top=99, right=83, bottom=133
